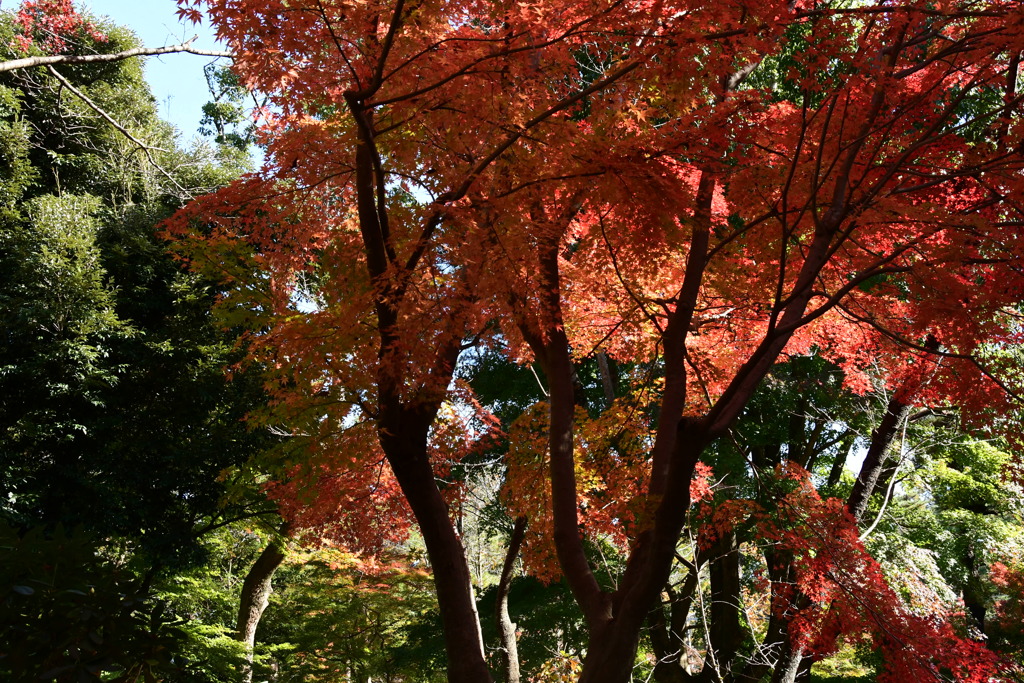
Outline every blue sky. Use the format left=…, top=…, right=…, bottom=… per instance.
left=81, top=0, right=227, bottom=138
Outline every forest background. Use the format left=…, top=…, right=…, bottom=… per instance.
left=2, top=1, right=1024, bottom=682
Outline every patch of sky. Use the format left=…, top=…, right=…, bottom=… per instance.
left=83, top=0, right=229, bottom=140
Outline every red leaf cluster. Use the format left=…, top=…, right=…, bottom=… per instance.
left=11, top=0, right=106, bottom=53
left=707, top=467, right=1006, bottom=683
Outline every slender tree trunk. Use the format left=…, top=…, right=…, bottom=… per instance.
left=649, top=608, right=687, bottom=683
left=496, top=516, right=528, bottom=683
left=776, top=353, right=940, bottom=681
left=730, top=546, right=796, bottom=683
left=649, top=559, right=700, bottom=683
left=846, top=394, right=911, bottom=522
left=596, top=351, right=616, bottom=406
left=963, top=541, right=987, bottom=635
left=825, top=431, right=856, bottom=488
left=345, top=88, right=493, bottom=683
left=237, top=537, right=288, bottom=683
left=848, top=337, right=939, bottom=521
left=770, top=394, right=916, bottom=683
left=786, top=396, right=807, bottom=466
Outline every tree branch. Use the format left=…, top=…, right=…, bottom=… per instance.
left=46, top=65, right=193, bottom=199
left=1, top=35, right=232, bottom=73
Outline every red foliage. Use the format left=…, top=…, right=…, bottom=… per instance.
left=10, top=0, right=106, bottom=53
left=991, top=560, right=1024, bottom=650
left=705, top=467, right=1006, bottom=682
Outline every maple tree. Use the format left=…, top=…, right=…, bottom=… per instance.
left=8, top=0, right=104, bottom=53
left=164, top=0, right=1024, bottom=680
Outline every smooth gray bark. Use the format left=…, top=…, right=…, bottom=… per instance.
left=237, top=537, right=288, bottom=683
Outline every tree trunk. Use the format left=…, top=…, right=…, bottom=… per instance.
left=825, top=431, right=856, bottom=488
left=732, top=549, right=787, bottom=682
left=963, top=541, right=987, bottom=635
left=699, top=531, right=743, bottom=682
left=785, top=395, right=807, bottom=467
left=237, top=537, right=288, bottom=683
left=496, top=516, right=528, bottom=683
left=577, top=420, right=710, bottom=683
left=381, top=411, right=493, bottom=683
left=649, top=606, right=687, bottom=683
left=766, top=391, right=917, bottom=683
left=770, top=642, right=805, bottom=683
left=537, top=156, right=852, bottom=682
left=848, top=338, right=939, bottom=521
left=649, top=560, right=699, bottom=683
left=596, top=351, right=616, bottom=407
left=846, top=395, right=911, bottom=522
left=349, top=91, right=493, bottom=681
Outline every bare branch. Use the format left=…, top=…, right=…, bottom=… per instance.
left=1, top=35, right=232, bottom=74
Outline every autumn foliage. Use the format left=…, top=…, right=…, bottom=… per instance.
left=9, top=0, right=105, bottom=52
left=699, top=466, right=1003, bottom=683
left=162, top=0, right=1024, bottom=680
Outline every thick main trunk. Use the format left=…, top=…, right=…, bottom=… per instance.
left=550, top=151, right=849, bottom=682
left=770, top=642, right=806, bottom=683
left=578, top=421, right=709, bottom=683
left=382, top=416, right=493, bottom=683
left=496, top=516, right=528, bottom=683
left=236, top=537, right=288, bottom=683
left=578, top=619, right=645, bottom=683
